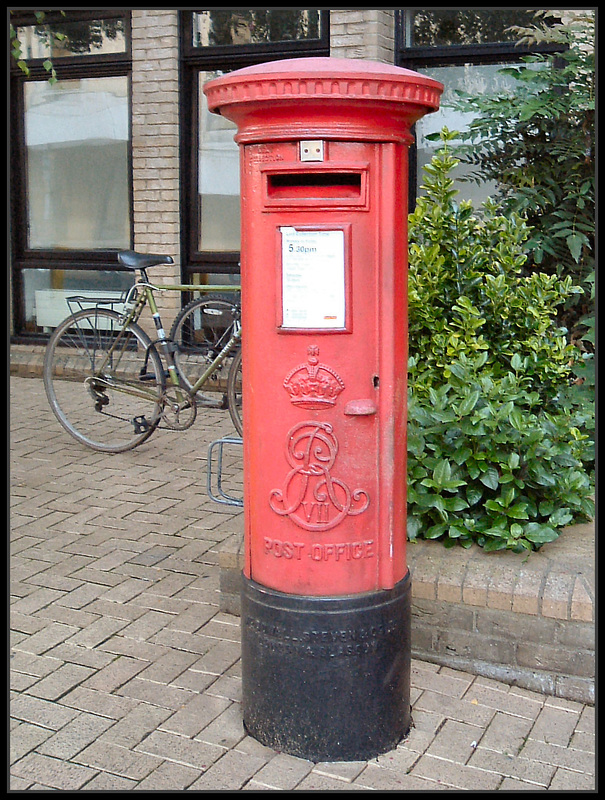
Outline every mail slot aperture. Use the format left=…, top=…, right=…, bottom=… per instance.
left=263, top=166, right=368, bottom=209
left=269, top=172, right=361, bottom=197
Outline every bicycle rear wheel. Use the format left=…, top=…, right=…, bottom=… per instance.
left=43, top=307, right=165, bottom=453
left=170, top=296, right=239, bottom=395
left=227, top=346, right=243, bottom=436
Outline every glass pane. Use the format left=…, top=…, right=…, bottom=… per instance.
left=22, top=268, right=135, bottom=332
left=198, top=72, right=240, bottom=252
left=411, top=9, right=538, bottom=47
left=15, top=18, right=126, bottom=59
left=24, top=76, right=130, bottom=250
left=193, top=9, right=321, bottom=47
left=414, top=63, right=523, bottom=206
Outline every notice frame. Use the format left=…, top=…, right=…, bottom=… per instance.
left=278, top=224, right=351, bottom=333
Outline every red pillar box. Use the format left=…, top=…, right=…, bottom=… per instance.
left=204, top=58, right=442, bottom=762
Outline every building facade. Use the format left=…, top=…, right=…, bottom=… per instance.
left=10, top=8, right=556, bottom=340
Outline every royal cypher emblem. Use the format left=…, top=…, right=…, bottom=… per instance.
left=269, top=421, right=370, bottom=531
left=270, top=346, right=371, bottom=531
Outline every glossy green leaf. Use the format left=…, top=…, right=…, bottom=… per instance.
left=479, top=468, right=500, bottom=491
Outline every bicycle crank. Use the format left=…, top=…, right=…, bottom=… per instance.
left=160, top=399, right=197, bottom=431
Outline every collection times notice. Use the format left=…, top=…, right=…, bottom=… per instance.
left=281, top=227, right=346, bottom=329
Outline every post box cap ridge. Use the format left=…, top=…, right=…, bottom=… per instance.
left=204, top=56, right=443, bottom=116
left=216, top=56, right=437, bottom=82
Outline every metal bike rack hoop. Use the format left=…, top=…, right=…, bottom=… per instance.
left=207, top=436, right=244, bottom=507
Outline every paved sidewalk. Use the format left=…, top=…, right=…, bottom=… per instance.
left=10, top=376, right=596, bottom=791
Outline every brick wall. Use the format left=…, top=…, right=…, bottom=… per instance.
left=330, top=9, right=394, bottom=62
left=218, top=520, right=595, bottom=705
left=131, top=9, right=181, bottom=332
left=412, top=598, right=594, bottom=704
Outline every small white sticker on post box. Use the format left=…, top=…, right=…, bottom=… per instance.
left=281, top=227, right=345, bottom=329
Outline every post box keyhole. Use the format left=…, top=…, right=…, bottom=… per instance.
left=373, top=375, right=380, bottom=388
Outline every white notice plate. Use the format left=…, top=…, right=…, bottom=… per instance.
left=281, top=228, right=346, bottom=329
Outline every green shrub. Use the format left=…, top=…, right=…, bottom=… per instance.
left=407, top=130, right=594, bottom=552
left=449, top=10, right=595, bottom=332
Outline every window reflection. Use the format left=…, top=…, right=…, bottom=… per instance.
left=193, top=10, right=321, bottom=47
left=22, top=269, right=134, bottom=332
left=24, top=76, right=130, bottom=250
left=410, top=9, right=538, bottom=47
left=198, top=72, right=240, bottom=252
left=415, top=64, right=522, bottom=205
left=15, top=18, right=125, bottom=59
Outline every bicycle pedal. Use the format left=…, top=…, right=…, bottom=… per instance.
left=132, top=415, right=151, bottom=434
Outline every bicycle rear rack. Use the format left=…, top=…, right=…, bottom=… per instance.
left=66, top=292, right=129, bottom=316
left=207, top=436, right=244, bottom=507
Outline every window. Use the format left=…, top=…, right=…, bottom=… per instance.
left=13, top=14, right=127, bottom=59
left=406, top=9, right=537, bottom=48
left=24, top=77, right=129, bottom=250
left=180, top=10, right=329, bottom=285
left=395, top=9, right=561, bottom=206
left=192, top=9, right=322, bottom=48
left=10, top=10, right=131, bottom=337
left=197, top=70, right=241, bottom=253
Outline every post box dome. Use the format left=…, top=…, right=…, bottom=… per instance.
left=204, top=57, right=443, bottom=144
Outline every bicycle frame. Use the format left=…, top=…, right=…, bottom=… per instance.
left=112, top=276, right=241, bottom=407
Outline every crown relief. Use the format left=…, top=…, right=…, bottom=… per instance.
left=283, top=345, right=345, bottom=410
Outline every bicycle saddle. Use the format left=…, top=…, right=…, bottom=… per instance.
left=117, top=250, right=174, bottom=270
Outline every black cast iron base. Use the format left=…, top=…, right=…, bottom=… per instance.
left=240, top=572, right=412, bottom=762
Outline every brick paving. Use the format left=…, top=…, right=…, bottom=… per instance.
left=10, top=375, right=596, bottom=790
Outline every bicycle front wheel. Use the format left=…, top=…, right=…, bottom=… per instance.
left=170, top=296, right=239, bottom=391
left=43, top=307, right=165, bottom=452
left=227, top=346, right=243, bottom=436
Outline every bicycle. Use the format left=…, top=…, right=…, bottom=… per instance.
left=43, top=250, right=243, bottom=453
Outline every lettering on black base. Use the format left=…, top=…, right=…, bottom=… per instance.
left=241, top=573, right=412, bottom=762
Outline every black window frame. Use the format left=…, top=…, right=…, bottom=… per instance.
left=10, top=9, right=132, bottom=341
left=394, top=9, right=563, bottom=203
left=395, top=9, right=562, bottom=68
left=179, top=9, right=330, bottom=280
